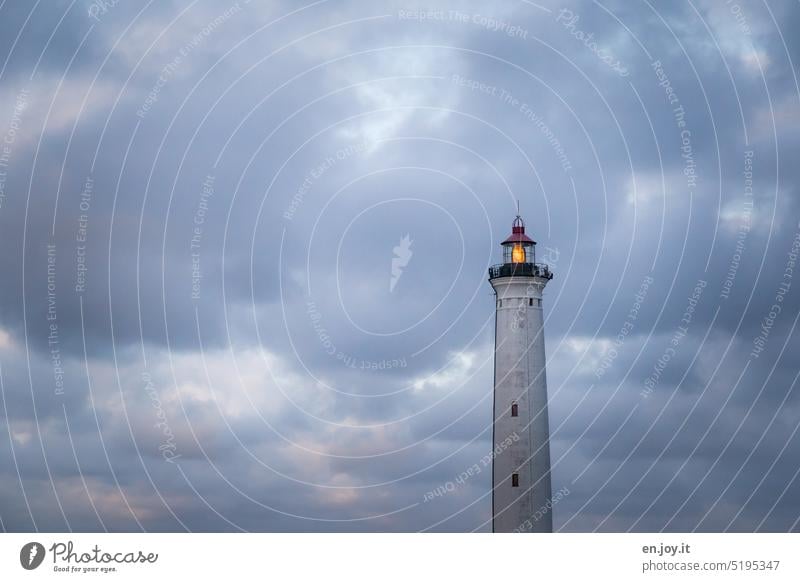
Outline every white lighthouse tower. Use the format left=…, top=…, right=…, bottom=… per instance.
left=489, top=214, right=554, bottom=533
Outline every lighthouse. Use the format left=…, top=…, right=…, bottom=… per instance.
left=489, top=214, right=554, bottom=532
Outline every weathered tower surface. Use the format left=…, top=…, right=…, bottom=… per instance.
left=489, top=215, right=554, bottom=533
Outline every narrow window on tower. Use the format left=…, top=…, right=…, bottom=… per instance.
left=511, top=402, right=518, bottom=417
left=529, top=298, right=533, bottom=306
left=512, top=473, right=519, bottom=487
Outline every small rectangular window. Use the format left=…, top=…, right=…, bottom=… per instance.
left=498, top=299, right=502, bottom=308
left=529, top=298, right=533, bottom=306
left=511, top=403, right=518, bottom=417
left=512, top=473, right=519, bottom=487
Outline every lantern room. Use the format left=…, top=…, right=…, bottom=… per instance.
left=501, top=215, right=535, bottom=265
left=488, top=214, right=553, bottom=281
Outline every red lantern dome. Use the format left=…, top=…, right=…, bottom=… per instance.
left=501, top=215, right=535, bottom=264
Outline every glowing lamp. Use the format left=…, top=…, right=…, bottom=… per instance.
left=511, top=243, right=526, bottom=263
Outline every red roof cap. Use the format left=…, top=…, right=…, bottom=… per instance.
left=502, top=215, right=535, bottom=245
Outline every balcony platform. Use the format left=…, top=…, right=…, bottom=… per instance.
left=488, top=262, right=553, bottom=280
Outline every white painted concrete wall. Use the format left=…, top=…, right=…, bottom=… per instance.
left=490, top=275, right=553, bottom=533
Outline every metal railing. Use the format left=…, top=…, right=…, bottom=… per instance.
left=488, top=262, right=553, bottom=280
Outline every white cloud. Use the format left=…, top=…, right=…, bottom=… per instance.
left=412, top=349, right=477, bottom=392
left=0, top=327, right=12, bottom=350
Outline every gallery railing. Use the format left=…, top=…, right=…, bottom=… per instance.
left=488, top=262, right=553, bottom=280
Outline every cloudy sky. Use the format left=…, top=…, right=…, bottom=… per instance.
left=0, top=0, right=799, bottom=532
